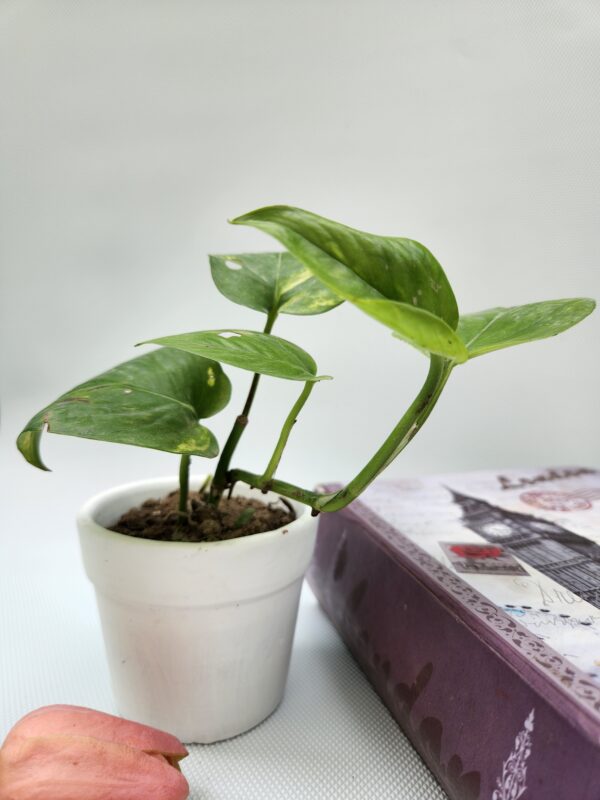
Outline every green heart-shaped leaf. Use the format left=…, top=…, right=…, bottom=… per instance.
left=210, top=252, right=342, bottom=316
left=17, top=349, right=231, bottom=470
left=230, top=205, right=460, bottom=334
left=143, top=330, right=329, bottom=382
left=458, top=298, right=595, bottom=358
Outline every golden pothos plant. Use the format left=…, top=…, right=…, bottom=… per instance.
left=18, top=206, right=595, bottom=517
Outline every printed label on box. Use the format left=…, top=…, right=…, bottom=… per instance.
left=440, top=541, right=529, bottom=575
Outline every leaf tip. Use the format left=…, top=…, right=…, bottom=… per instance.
left=580, top=297, right=596, bottom=314
left=17, top=429, right=51, bottom=472
left=229, top=205, right=292, bottom=227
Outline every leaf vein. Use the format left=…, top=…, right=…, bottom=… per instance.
left=62, top=383, right=198, bottom=416
left=464, top=310, right=507, bottom=349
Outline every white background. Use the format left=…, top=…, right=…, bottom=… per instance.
left=1, top=1, right=599, bottom=512
left=0, top=3, right=598, bottom=795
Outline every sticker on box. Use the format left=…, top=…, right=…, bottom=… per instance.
left=440, top=542, right=529, bottom=576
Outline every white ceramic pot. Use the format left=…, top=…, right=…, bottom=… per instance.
left=77, top=476, right=317, bottom=744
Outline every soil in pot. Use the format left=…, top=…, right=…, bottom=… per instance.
left=110, top=490, right=296, bottom=543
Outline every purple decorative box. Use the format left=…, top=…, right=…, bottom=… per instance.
left=308, top=468, right=600, bottom=800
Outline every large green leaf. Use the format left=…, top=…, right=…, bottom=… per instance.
left=17, top=349, right=232, bottom=470
left=143, top=330, right=329, bottom=382
left=231, top=205, right=460, bottom=331
left=210, top=252, right=342, bottom=316
left=458, top=298, right=595, bottom=358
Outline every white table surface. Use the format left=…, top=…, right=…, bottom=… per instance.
left=0, top=554, right=447, bottom=799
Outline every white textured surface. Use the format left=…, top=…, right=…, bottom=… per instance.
left=0, top=542, right=447, bottom=798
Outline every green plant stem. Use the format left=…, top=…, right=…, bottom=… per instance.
left=178, top=454, right=191, bottom=516
left=209, top=309, right=278, bottom=502
left=230, top=355, right=452, bottom=513
left=260, top=381, right=314, bottom=484
left=229, top=468, right=323, bottom=507
left=316, top=355, right=452, bottom=511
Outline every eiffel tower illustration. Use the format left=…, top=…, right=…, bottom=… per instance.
left=449, top=489, right=600, bottom=609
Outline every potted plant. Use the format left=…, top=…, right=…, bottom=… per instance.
left=17, top=205, right=595, bottom=744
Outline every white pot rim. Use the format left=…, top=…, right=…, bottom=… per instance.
left=77, top=474, right=311, bottom=552
left=78, top=474, right=318, bottom=609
